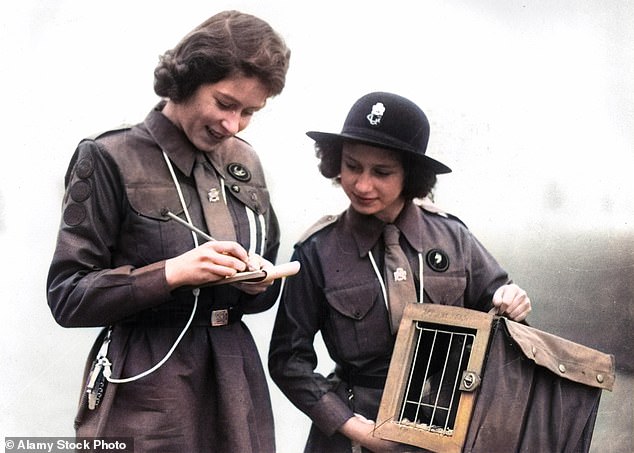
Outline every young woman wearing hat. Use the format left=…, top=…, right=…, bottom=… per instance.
left=268, top=92, right=531, bottom=452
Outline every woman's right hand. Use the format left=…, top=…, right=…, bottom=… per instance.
left=164, top=241, right=250, bottom=289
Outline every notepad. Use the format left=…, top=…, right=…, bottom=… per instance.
left=207, top=261, right=300, bottom=286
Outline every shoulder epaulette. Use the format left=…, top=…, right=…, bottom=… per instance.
left=296, top=214, right=339, bottom=245
left=414, top=197, right=468, bottom=228
left=415, top=197, right=449, bottom=217
left=84, top=124, right=133, bottom=141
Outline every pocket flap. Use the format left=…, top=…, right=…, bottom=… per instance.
left=325, top=281, right=380, bottom=320
left=423, top=275, right=467, bottom=305
left=229, top=183, right=271, bottom=216
left=126, top=184, right=190, bottom=220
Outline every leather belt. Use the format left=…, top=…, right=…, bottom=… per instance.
left=337, top=367, right=387, bottom=390
left=194, top=306, right=243, bottom=327
left=121, top=305, right=243, bottom=328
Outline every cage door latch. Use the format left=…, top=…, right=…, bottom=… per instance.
left=459, top=370, right=482, bottom=392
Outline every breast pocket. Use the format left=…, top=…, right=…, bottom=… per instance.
left=423, top=274, right=467, bottom=306
left=123, top=184, right=194, bottom=264
left=324, top=281, right=392, bottom=362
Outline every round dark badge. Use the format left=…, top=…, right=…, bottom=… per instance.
left=63, top=203, right=87, bottom=226
left=227, top=163, right=251, bottom=182
left=70, top=180, right=92, bottom=202
left=75, top=157, right=94, bottom=179
left=426, top=249, right=450, bottom=272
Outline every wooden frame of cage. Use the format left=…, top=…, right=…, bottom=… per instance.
left=374, top=304, right=495, bottom=453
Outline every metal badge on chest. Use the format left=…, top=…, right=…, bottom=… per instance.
left=227, top=162, right=251, bottom=182
left=426, top=249, right=450, bottom=272
left=207, top=188, right=221, bottom=203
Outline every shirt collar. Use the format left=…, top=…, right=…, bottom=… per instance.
left=144, top=102, right=198, bottom=176
left=346, top=201, right=424, bottom=257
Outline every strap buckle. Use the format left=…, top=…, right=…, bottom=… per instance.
left=211, top=309, right=229, bottom=326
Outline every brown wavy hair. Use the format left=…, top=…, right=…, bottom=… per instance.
left=154, top=10, right=291, bottom=102
left=315, top=140, right=437, bottom=200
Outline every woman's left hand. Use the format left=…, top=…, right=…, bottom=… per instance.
left=233, top=254, right=276, bottom=295
left=492, top=283, right=532, bottom=322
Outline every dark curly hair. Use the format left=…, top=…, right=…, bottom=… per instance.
left=315, top=140, right=437, bottom=200
left=154, top=10, right=291, bottom=102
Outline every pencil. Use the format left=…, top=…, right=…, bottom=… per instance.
left=161, top=208, right=215, bottom=242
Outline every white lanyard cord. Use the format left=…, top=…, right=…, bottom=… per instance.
left=220, top=176, right=227, bottom=204
left=163, top=151, right=199, bottom=245
left=368, top=251, right=424, bottom=307
left=104, top=151, right=200, bottom=384
left=418, top=253, right=424, bottom=303
left=368, top=251, right=388, bottom=308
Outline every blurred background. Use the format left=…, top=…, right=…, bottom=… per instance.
left=1, top=1, right=632, bottom=451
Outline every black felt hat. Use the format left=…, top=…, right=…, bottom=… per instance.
left=307, top=92, right=451, bottom=174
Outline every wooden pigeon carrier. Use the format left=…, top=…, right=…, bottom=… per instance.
left=374, top=304, right=615, bottom=453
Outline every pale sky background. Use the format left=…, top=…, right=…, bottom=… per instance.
left=1, top=1, right=632, bottom=452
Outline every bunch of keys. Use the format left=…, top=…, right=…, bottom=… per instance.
left=86, top=356, right=111, bottom=410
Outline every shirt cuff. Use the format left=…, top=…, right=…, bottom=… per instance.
left=307, top=391, right=355, bottom=437
left=130, top=260, right=171, bottom=308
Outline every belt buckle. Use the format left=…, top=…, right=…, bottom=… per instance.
left=211, top=309, right=229, bottom=327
